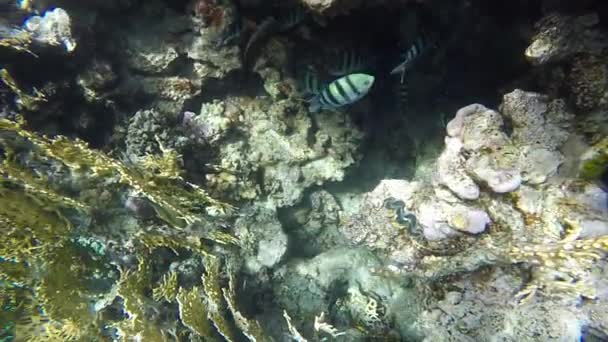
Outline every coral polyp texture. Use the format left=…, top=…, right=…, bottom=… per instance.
left=1, top=0, right=608, bottom=340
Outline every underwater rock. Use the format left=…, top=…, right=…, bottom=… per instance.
left=500, top=90, right=573, bottom=150
left=436, top=136, right=480, bottom=200
left=272, top=247, right=400, bottom=327
left=466, top=154, right=522, bottom=193
left=125, top=108, right=178, bottom=160
left=122, top=3, right=189, bottom=74
left=526, top=12, right=607, bottom=65
left=417, top=198, right=490, bottom=239
left=183, top=101, right=234, bottom=146
left=299, top=0, right=417, bottom=16
left=569, top=55, right=608, bottom=111
left=137, top=75, right=200, bottom=113
left=419, top=268, right=588, bottom=341
left=234, top=205, right=288, bottom=274
left=446, top=103, right=510, bottom=151
left=439, top=91, right=573, bottom=200
left=76, top=59, right=119, bottom=103
left=23, top=8, right=76, bottom=52
left=417, top=200, right=460, bottom=241
left=340, top=179, right=426, bottom=256
left=124, top=195, right=157, bottom=220
left=185, top=0, right=242, bottom=81
left=447, top=205, right=491, bottom=235
left=204, top=97, right=362, bottom=206
left=251, top=38, right=293, bottom=99
left=519, top=146, right=563, bottom=184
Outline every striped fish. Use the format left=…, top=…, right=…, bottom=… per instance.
left=309, top=73, right=375, bottom=113
left=326, top=48, right=367, bottom=76
left=390, top=35, right=433, bottom=83
left=300, top=65, right=324, bottom=96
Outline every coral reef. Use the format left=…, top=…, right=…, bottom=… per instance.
left=196, top=96, right=362, bottom=207
left=1, top=0, right=608, bottom=340
left=23, top=8, right=76, bottom=52
left=335, top=91, right=608, bottom=338
left=525, top=12, right=607, bottom=65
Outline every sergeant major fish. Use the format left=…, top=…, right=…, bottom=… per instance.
left=390, top=34, right=433, bottom=83
left=300, top=65, right=324, bottom=96
left=309, top=73, right=374, bottom=113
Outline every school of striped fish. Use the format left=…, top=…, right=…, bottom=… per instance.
left=221, top=3, right=436, bottom=114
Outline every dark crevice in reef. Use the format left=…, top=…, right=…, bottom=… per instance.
left=319, top=0, right=545, bottom=194
left=198, top=70, right=266, bottom=104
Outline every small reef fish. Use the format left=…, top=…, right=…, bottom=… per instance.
left=301, top=65, right=324, bottom=96
left=390, top=34, right=434, bottom=83
left=326, top=48, right=368, bottom=76
left=309, top=73, right=374, bottom=113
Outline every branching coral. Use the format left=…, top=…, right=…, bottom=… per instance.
left=0, top=118, right=233, bottom=233
left=510, top=235, right=608, bottom=301
left=176, top=285, right=216, bottom=338
left=222, top=262, right=269, bottom=341
left=202, top=256, right=239, bottom=341
left=152, top=271, right=179, bottom=302
left=0, top=118, right=247, bottom=338
left=113, top=257, right=166, bottom=340
left=0, top=69, right=46, bottom=111
left=0, top=30, right=35, bottom=55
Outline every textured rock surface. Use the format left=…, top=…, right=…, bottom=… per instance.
left=418, top=268, right=587, bottom=341
left=1, top=0, right=608, bottom=340
left=198, top=97, right=363, bottom=207
left=437, top=90, right=574, bottom=201
left=23, top=8, right=76, bottom=52
left=234, top=205, right=288, bottom=274
left=525, top=13, right=607, bottom=65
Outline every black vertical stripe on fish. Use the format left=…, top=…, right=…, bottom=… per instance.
left=342, top=78, right=360, bottom=102
left=390, top=34, right=433, bottom=80
left=306, top=73, right=318, bottom=94
left=328, top=82, right=347, bottom=105
left=344, top=75, right=362, bottom=97
left=327, top=48, right=367, bottom=76
left=334, top=78, right=353, bottom=103
left=322, top=88, right=340, bottom=107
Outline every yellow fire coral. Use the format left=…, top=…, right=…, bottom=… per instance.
left=0, top=118, right=249, bottom=339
